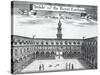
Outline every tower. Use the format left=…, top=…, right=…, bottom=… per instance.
left=56, top=20, right=62, bottom=39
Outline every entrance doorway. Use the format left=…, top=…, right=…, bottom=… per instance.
left=55, top=51, right=63, bottom=60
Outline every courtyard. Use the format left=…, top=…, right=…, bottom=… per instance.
left=21, top=56, right=89, bottom=73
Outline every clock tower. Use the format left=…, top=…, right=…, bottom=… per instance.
left=57, top=20, right=62, bottom=39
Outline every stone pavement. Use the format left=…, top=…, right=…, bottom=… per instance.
left=21, top=56, right=88, bottom=73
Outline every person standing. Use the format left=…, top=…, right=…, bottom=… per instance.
left=42, top=64, right=44, bottom=71
left=39, top=65, right=41, bottom=71
left=72, top=64, right=74, bottom=70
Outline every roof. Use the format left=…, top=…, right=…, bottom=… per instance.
left=12, top=35, right=83, bottom=40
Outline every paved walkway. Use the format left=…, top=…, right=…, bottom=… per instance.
left=21, top=56, right=88, bottom=73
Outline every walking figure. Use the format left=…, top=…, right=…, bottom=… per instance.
left=39, top=65, right=41, bottom=71
left=42, top=64, right=44, bottom=71
left=72, top=64, right=74, bottom=70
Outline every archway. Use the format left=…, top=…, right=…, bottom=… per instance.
left=51, top=51, right=55, bottom=56
left=46, top=52, right=50, bottom=57
left=36, top=51, right=39, bottom=58
left=41, top=51, right=44, bottom=57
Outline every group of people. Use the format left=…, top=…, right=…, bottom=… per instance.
left=39, top=63, right=74, bottom=71
left=66, top=63, right=74, bottom=70
left=39, top=64, right=44, bottom=71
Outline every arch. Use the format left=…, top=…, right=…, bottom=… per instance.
left=23, top=56, right=26, bottom=59
left=77, top=42, right=80, bottom=45
left=51, top=42, right=54, bottom=45
left=14, top=41, right=17, bottom=45
left=46, top=52, right=50, bottom=56
left=69, top=42, right=71, bottom=45
left=63, top=51, right=65, bottom=54
left=14, top=59, right=18, bottom=64
left=73, top=42, right=76, bottom=45
left=74, top=52, right=76, bottom=54
left=36, top=51, right=39, bottom=57
left=25, top=41, right=28, bottom=44
left=36, top=42, right=39, bottom=45
left=41, top=51, right=44, bottom=56
left=56, top=42, right=59, bottom=45
left=65, top=41, right=67, bottom=45
left=64, top=51, right=67, bottom=55
left=46, top=42, right=48, bottom=45
left=19, top=57, right=23, bottom=62
left=69, top=51, right=72, bottom=54
left=51, top=51, right=55, bottom=55
left=60, top=42, right=63, bottom=45
left=21, top=40, right=24, bottom=44
left=41, top=41, right=44, bottom=45
left=19, top=41, right=22, bottom=45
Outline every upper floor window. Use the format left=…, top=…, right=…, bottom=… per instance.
left=56, top=42, right=58, bottom=45
left=14, top=41, right=17, bottom=45
left=73, top=42, right=76, bottom=45
left=41, top=42, right=44, bottom=45
left=46, top=42, right=48, bottom=45
left=69, top=42, right=71, bottom=45
left=51, top=42, right=54, bottom=45
left=19, top=41, right=22, bottom=45
left=65, top=41, right=67, bottom=45
left=36, top=42, right=39, bottom=45
left=77, top=42, right=80, bottom=45
left=26, top=41, right=28, bottom=44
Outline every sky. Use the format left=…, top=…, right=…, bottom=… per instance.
left=12, top=1, right=98, bottom=39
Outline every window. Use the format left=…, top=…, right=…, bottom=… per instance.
left=51, top=42, right=54, bottom=45
left=30, top=4, right=33, bottom=10
left=51, top=51, right=54, bottom=55
left=19, top=41, right=22, bottom=45
left=65, top=41, right=67, bottom=45
left=60, top=42, right=63, bottom=45
left=77, top=42, right=80, bottom=45
left=56, top=42, right=58, bottom=45
left=36, top=42, right=39, bottom=45
left=41, top=52, right=44, bottom=55
left=36, top=51, right=39, bottom=55
left=32, top=41, right=35, bottom=44
left=23, top=41, right=26, bottom=44
left=73, top=42, right=76, bottom=45
left=41, top=42, right=44, bottom=45
left=46, top=42, right=48, bottom=45
left=69, top=42, right=71, bottom=45
left=14, top=41, right=17, bottom=45
left=26, top=41, right=28, bottom=44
